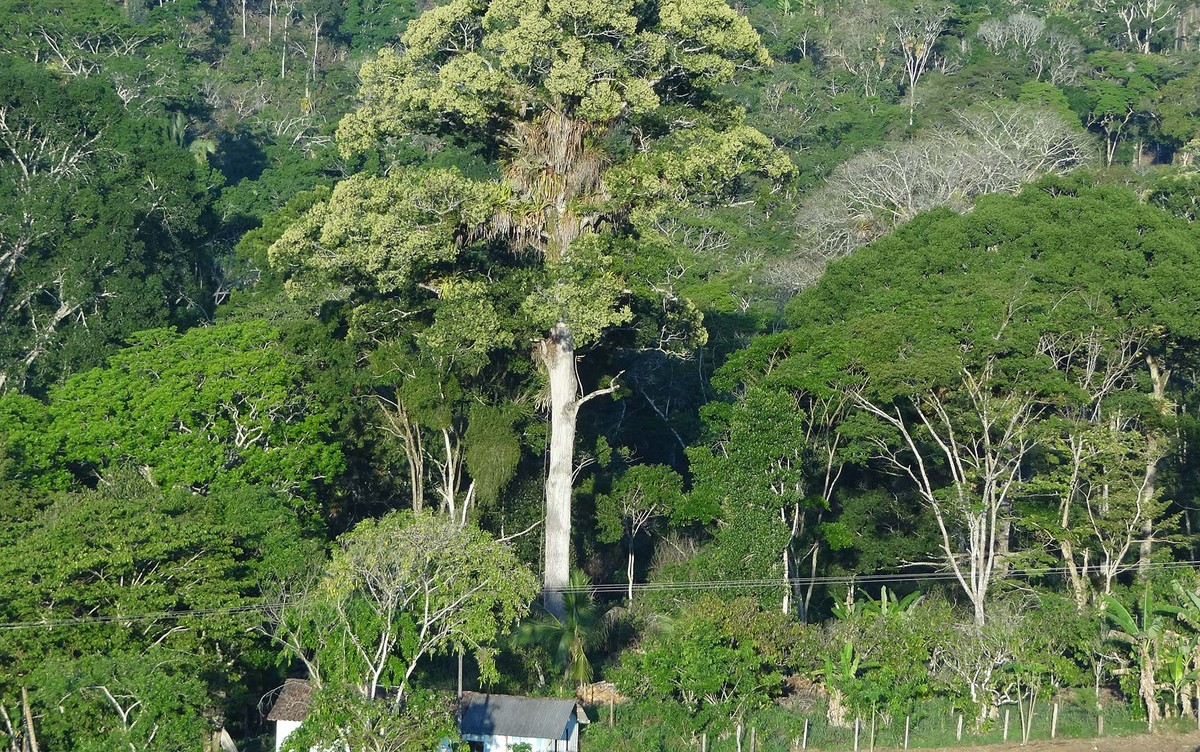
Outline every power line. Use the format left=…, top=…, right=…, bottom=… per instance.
left=0, top=559, right=1196, bottom=632
left=576, top=559, right=1200, bottom=595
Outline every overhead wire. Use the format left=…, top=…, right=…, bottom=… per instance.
left=576, top=559, right=1200, bottom=594
left=0, top=559, right=1197, bottom=632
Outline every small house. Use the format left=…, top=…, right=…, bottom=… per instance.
left=266, top=681, right=589, bottom=752
left=265, top=678, right=313, bottom=752
left=458, top=692, right=590, bottom=752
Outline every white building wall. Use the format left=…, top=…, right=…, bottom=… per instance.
left=275, top=720, right=302, bottom=752
left=461, top=733, right=572, bottom=752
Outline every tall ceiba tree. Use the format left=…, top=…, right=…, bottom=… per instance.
left=270, top=0, right=792, bottom=613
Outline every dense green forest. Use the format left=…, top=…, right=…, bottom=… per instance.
left=3, top=0, right=1200, bottom=748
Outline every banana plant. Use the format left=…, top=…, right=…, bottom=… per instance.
left=817, top=641, right=879, bottom=726
left=832, top=586, right=923, bottom=620
left=1162, top=582, right=1200, bottom=717
left=1167, top=583, right=1200, bottom=630
left=1160, top=637, right=1198, bottom=718
left=860, top=586, right=924, bottom=618
left=1104, top=591, right=1167, bottom=729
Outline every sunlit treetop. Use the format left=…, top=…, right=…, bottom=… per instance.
left=336, top=0, right=772, bottom=152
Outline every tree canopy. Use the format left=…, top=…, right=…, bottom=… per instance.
left=1, top=320, right=347, bottom=502
left=7, top=0, right=1200, bottom=747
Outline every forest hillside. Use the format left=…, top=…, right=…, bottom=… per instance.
left=2, top=0, right=1200, bottom=749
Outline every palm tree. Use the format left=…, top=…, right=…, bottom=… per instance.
left=514, top=570, right=607, bottom=691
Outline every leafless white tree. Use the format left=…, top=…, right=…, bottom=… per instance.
left=976, top=18, right=1010, bottom=53
left=933, top=603, right=1023, bottom=728
left=823, top=0, right=892, bottom=99
left=894, top=2, right=951, bottom=124
left=773, top=104, right=1091, bottom=290
left=975, top=13, right=1083, bottom=84
left=1117, top=0, right=1177, bottom=52
left=1008, top=13, right=1047, bottom=55
left=852, top=360, right=1041, bottom=626
left=1031, top=33, right=1084, bottom=85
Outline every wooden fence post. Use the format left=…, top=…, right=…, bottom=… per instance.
left=904, top=716, right=910, bottom=750
left=750, top=726, right=756, bottom=752
left=1051, top=702, right=1059, bottom=739
left=1003, top=708, right=1009, bottom=742
left=802, top=719, right=809, bottom=751
left=1098, top=715, right=1104, bottom=736
left=955, top=714, right=963, bottom=742
left=608, top=697, right=614, bottom=726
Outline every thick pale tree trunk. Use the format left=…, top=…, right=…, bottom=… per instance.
left=539, top=320, right=617, bottom=617
left=802, top=539, right=820, bottom=624
left=1141, top=644, right=1160, bottom=730
left=22, top=687, right=38, bottom=752
left=506, top=112, right=614, bottom=616
left=782, top=501, right=801, bottom=615
left=1061, top=538, right=1089, bottom=609
left=280, top=6, right=291, bottom=79
left=1138, top=450, right=1159, bottom=576
left=1058, top=433, right=1090, bottom=610
left=627, top=548, right=635, bottom=603
left=782, top=546, right=791, bottom=615
left=311, top=18, right=320, bottom=81
left=541, top=322, right=579, bottom=618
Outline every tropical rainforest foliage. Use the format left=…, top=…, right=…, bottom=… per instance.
left=3, top=0, right=1200, bottom=748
